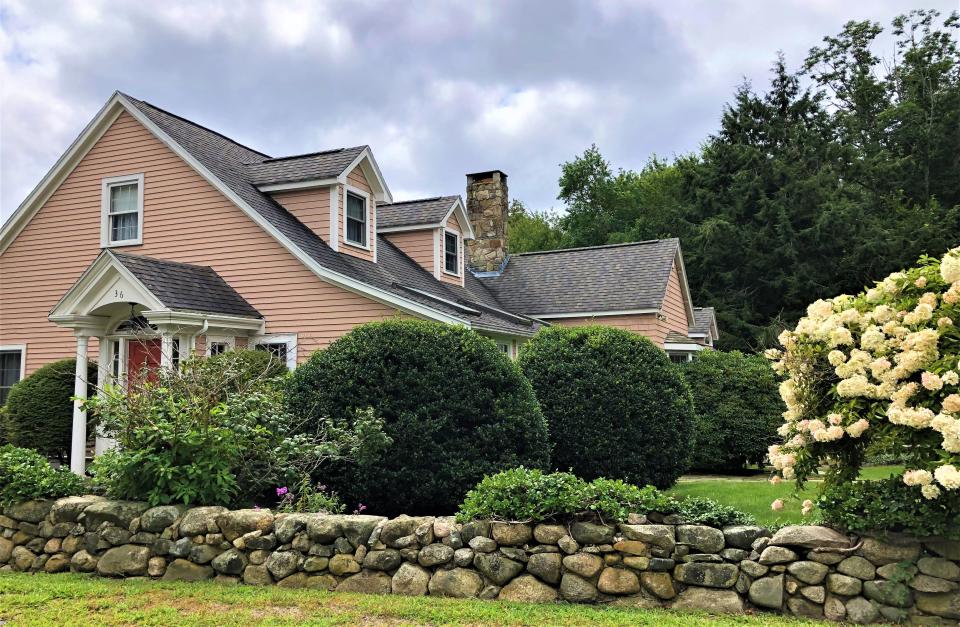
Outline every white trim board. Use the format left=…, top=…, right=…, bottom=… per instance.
left=0, top=344, right=27, bottom=384
left=531, top=308, right=659, bottom=319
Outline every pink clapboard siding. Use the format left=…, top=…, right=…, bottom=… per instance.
left=386, top=229, right=437, bottom=277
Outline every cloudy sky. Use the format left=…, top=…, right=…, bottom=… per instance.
left=1, top=1, right=955, bottom=220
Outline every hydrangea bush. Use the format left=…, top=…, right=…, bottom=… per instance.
left=766, top=247, right=960, bottom=512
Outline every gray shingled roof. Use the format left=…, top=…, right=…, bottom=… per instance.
left=665, top=331, right=696, bottom=344
left=479, top=239, right=680, bottom=316
left=119, top=94, right=537, bottom=337
left=245, top=147, right=367, bottom=186
left=112, top=252, right=261, bottom=318
left=691, top=306, right=716, bottom=335
left=378, top=196, right=458, bottom=229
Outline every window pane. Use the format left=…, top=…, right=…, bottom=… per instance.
left=110, top=183, right=138, bottom=214
left=0, top=350, right=23, bottom=405
left=255, top=343, right=288, bottom=368
left=345, top=193, right=366, bottom=245
left=346, top=193, right=365, bottom=220
left=209, top=342, right=230, bottom=356
left=111, top=212, right=139, bottom=242
left=444, top=232, right=458, bottom=273
left=347, top=218, right=365, bottom=245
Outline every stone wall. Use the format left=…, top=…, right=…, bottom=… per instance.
left=465, top=170, right=508, bottom=272
left=1, top=498, right=958, bottom=624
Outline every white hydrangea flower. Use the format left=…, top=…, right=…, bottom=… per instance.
left=933, top=464, right=960, bottom=490
left=941, top=247, right=960, bottom=284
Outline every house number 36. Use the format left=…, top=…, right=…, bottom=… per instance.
left=114, top=289, right=124, bottom=299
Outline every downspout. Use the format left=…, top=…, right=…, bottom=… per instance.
left=190, top=318, right=209, bottom=355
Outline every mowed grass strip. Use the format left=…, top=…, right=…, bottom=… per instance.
left=0, top=572, right=832, bottom=626
left=668, top=465, right=904, bottom=526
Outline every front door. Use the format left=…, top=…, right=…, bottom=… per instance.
left=127, top=338, right=162, bottom=384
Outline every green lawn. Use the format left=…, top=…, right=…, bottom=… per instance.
left=668, top=465, right=903, bottom=527
left=0, top=572, right=833, bottom=626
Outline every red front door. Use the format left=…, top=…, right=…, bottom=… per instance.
left=127, top=338, right=162, bottom=384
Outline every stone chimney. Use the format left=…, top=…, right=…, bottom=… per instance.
left=465, top=170, right=508, bottom=272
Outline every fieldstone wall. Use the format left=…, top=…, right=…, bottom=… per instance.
left=1, top=498, right=958, bottom=624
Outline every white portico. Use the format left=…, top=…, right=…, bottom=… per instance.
left=48, top=250, right=264, bottom=474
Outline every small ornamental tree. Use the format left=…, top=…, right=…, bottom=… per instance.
left=683, top=350, right=784, bottom=472
left=767, top=247, right=960, bottom=524
left=4, top=358, right=96, bottom=461
left=518, top=325, right=695, bottom=488
left=286, top=320, right=551, bottom=515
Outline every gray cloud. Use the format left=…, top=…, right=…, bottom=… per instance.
left=2, top=0, right=955, bottom=220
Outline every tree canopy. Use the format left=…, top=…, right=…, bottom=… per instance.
left=513, top=10, right=960, bottom=351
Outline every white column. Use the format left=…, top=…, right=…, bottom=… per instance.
left=160, top=332, right=174, bottom=369
left=70, top=334, right=90, bottom=475
left=95, top=338, right=116, bottom=456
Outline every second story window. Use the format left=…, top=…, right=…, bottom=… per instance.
left=444, top=231, right=459, bottom=275
left=345, top=192, right=367, bottom=247
left=101, top=174, right=144, bottom=247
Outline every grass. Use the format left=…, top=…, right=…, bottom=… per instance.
left=0, top=572, right=834, bottom=626
left=668, top=465, right=903, bottom=527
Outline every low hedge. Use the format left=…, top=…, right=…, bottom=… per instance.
left=0, top=445, right=86, bottom=508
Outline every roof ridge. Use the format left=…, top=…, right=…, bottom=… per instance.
left=119, top=92, right=271, bottom=159
left=379, top=196, right=453, bottom=206
left=111, top=251, right=215, bottom=272
left=511, top=238, right=677, bottom=257
left=255, top=145, right=367, bottom=164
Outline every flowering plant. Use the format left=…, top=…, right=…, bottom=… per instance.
left=766, top=247, right=960, bottom=510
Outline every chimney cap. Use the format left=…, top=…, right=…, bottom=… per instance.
left=466, top=170, right=508, bottom=182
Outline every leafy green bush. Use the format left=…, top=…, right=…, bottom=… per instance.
left=4, top=359, right=96, bottom=461
left=518, top=325, right=695, bottom=488
left=0, top=445, right=86, bottom=507
left=87, top=356, right=389, bottom=507
left=818, top=477, right=960, bottom=539
left=287, top=320, right=550, bottom=515
left=667, top=496, right=757, bottom=527
left=682, top=350, right=783, bottom=472
left=206, top=348, right=289, bottom=390
left=456, top=468, right=671, bottom=523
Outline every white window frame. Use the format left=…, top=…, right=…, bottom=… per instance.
left=343, top=186, right=371, bottom=250
left=442, top=228, right=462, bottom=277
left=100, top=173, right=145, bottom=247
left=0, top=344, right=27, bottom=404
left=252, top=333, right=298, bottom=371
left=205, top=335, right=235, bottom=357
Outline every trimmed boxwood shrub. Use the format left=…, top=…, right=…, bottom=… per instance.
left=286, top=320, right=551, bottom=515
left=4, top=358, right=96, bottom=461
left=681, top=350, right=783, bottom=473
left=518, top=326, right=695, bottom=488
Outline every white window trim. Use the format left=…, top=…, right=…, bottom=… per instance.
left=343, top=185, right=371, bottom=251
left=100, top=173, right=144, bottom=247
left=205, top=335, right=235, bottom=356
left=442, top=227, right=462, bottom=277
left=0, top=343, right=27, bottom=382
left=252, top=333, right=298, bottom=371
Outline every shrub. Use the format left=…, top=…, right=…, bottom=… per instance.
left=819, top=477, right=960, bottom=539
left=518, top=325, right=695, bottom=488
left=287, top=320, right=550, bottom=515
left=206, top=348, right=289, bottom=390
left=275, top=477, right=345, bottom=514
left=4, top=358, right=96, bottom=461
left=456, top=468, right=672, bottom=523
left=0, top=445, right=86, bottom=507
left=767, top=247, right=960, bottom=523
left=86, top=356, right=389, bottom=507
left=682, top=350, right=784, bottom=472
left=667, top=496, right=757, bottom=527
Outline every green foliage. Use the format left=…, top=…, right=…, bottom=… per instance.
left=206, top=348, right=289, bottom=390
left=4, top=358, right=96, bottom=461
left=507, top=200, right=565, bottom=254
left=519, top=11, right=960, bottom=351
left=518, top=325, right=695, bottom=488
left=0, top=445, right=86, bottom=508
left=682, top=350, right=784, bottom=472
left=818, top=478, right=960, bottom=539
left=668, top=496, right=757, bottom=527
left=86, top=356, right=389, bottom=507
left=456, top=468, right=670, bottom=523
left=286, top=320, right=550, bottom=515
left=275, top=476, right=345, bottom=514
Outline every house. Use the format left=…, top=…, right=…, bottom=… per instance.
left=0, top=92, right=715, bottom=472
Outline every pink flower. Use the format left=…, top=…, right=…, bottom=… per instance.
left=771, top=499, right=784, bottom=511
left=276, top=486, right=288, bottom=497
left=353, top=503, right=367, bottom=514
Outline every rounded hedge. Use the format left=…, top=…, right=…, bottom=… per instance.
left=4, top=358, right=97, bottom=460
left=681, top=350, right=783, bottom=472
left=518, top=325, right=695, bottom=488
left=286, top=320, right=550, bottom=515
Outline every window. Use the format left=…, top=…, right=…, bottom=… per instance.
left=209, top=342, right=230, bottom=356
left=253, top=334, right=297, bottom=370
left=345, top=192, right=367, bottom=247
left=444, top=231, right=460, bottom=275
left=0, top=346, right=25, bottom=405
left=206, top=336, right=235, bottom=357
left=101, top=174, right=144, bottom=247
left=668, top=352, right=693, bottom=364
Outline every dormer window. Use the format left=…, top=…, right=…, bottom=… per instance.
left=444, top=231, right=460, bottom=275
left=101, top=174, right=144, bottom=247
left=345, top=191, right=367, bottom=247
